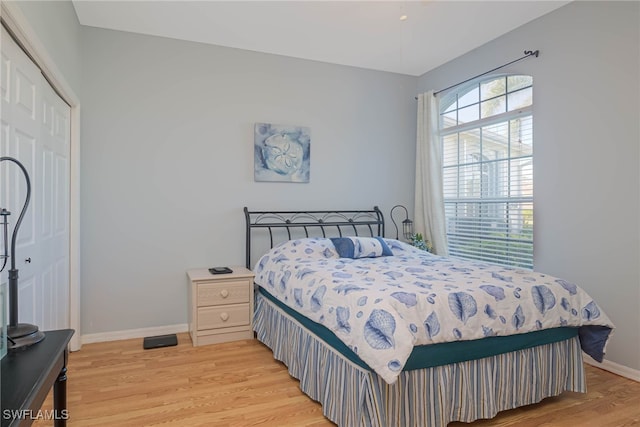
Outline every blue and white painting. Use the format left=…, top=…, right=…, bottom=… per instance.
left=254, top=123, right=310, bottom=183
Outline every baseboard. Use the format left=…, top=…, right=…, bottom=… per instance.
left=583, top=354, right=640, bottom=382
left=81, top=323, right=189, bottom=345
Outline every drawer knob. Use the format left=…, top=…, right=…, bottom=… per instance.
left=220, top=312, right=229, bottom=321
left=220, top=289, right=229, bottom=298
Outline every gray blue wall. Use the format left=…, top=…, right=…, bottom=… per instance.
left=417, top=0, right=640, bottom=371
left=78, top=27, right=417, bottom=334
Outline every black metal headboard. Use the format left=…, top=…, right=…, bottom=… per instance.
left=244, top=207, right=385, bottom=268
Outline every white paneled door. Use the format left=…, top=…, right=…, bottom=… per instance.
left=0, top=25, right=70, bottom=331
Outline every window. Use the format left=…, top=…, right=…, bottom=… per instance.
left=440, top=75, right=533, bottom=269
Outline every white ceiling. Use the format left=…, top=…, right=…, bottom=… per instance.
left=72, top=0, right=570, bottom=76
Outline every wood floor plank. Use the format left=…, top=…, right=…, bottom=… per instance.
left=31, top=333, right=639, bottom=426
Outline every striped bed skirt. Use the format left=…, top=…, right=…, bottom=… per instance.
left=253, top=292, right=586, bottom=427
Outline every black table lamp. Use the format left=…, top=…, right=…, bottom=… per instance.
left=390, top=205, right=414, bottom=241
left=1, top=156, right=45, bottom=350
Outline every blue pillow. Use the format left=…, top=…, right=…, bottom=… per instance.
left=330, top=237, right=393, bottom=259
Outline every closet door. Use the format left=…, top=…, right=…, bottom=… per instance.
left=0, top=25, right=70, bottom=331
left=40, top=65, right=70, bottom=330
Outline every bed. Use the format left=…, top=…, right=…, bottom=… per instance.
left=244, top=207, right=613, bottom=427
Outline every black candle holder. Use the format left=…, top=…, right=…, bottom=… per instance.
left=1, top=156, right=45, bottom=350
left=390, top=205, right=414, bottom=241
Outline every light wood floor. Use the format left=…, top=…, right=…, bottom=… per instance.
left=34, top=333, right=640, bottom=426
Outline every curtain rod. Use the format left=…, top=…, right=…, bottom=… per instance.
left=416, top=50, right=540, bottom=99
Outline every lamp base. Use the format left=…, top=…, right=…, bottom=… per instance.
left=7, top=323, right=45, bottom=350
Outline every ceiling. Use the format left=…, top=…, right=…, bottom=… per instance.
left=72, top=1, right=570, bottom=76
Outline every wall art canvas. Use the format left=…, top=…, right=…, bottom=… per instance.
left=254, top=122, right=310, bottom=183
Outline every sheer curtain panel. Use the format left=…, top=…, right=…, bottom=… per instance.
left=414, top=91, right=449, bottom=255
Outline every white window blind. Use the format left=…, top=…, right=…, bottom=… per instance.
left=440, top=75, right=533, bottom=269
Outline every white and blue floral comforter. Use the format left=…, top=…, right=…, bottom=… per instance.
left=253, top=238, right=614, bottom=384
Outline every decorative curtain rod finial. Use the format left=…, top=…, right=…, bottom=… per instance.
left=524, top=50, right=540, bottom=57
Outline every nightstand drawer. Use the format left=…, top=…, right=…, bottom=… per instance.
left=197, top=304, right=251, bottom=329
left=197, top=280, right=250, bottom=306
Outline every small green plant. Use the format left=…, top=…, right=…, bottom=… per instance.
left=411, top=233, right=433, bottom=253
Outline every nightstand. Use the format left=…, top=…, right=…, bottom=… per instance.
left=186, top=266, right=255, bottom=346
